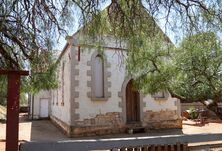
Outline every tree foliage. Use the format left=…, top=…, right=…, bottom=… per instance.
left=128, top=32, right=222, bottom=118
left=0, top=0, right=70, bottom=69
left=0, top=76, right=7, bottom=106
left=1, top=0, right=222, bottom=69
left=1, top=0, right=222, bottom=113
left=171, top=33, right=222, bottom=102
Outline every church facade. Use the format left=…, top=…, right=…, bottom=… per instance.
left=30, top=32, right=182, bottom=137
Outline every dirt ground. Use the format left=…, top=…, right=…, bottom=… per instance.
left=0, top=115, right=222, bottom=151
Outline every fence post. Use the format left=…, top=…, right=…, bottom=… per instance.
left=120, top=147, right=127, bottom=151
left=0, top=70, right=29, bottom=151
left=142, top=146, right=148, bottom=151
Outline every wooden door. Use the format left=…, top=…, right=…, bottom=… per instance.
left=126, top=80, right=140, bottom=123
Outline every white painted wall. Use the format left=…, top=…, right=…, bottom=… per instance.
left=35, top=34, right=179, bottom=124
left=75, top=48, right=125, bottom=120
left=31, top=90, right=50, bottom=119
left=50, top=45, right=72, bottom=125
left=67, top=34, right=178, bottom=121
left=74, top=47, right=179, bottom=121
left=144, top=95, right=178, bottom=112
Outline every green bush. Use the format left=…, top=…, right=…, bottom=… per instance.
left=188, top=107, right=199, bottom=119
left=0, top=98, right=6, bottom=106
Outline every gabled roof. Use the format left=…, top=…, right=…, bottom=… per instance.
left=57, top=2, right=173, bottom=62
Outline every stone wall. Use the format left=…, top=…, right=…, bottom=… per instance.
left=51, top=111, right=127, bottom=137
left=71, top=125, right=127, bottom=137
left=51, top=110, right=182, bottom=137
left=70, top=110, right=181, bottom=137
left=71, top=112, right=126, bottom=137
left=75, top=112, right=123, bottom=126
left=143, top=110, right=182, bottom=129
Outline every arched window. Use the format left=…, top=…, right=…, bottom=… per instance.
left=87, top=51, right=111, bottom=101
left=93, top=55, right=104, bottom=98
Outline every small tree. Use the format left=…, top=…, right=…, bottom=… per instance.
left=172, top=32, right=222, bottom=118
left=128, top=32, right=222, bottom=119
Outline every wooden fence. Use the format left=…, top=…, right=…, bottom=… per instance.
left=20, top=133, right=222, bottom=151
left=111, top=143, right=188, bottom=151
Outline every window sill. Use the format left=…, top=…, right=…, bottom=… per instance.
left=91, top=97, right=108, bottom=101
left=154, top=98, right=167, bottom=101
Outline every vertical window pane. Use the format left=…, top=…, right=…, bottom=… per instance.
left=94, top=55, right=104, bottom=97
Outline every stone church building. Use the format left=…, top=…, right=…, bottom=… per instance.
left=30, top=28, right=182, bottom=137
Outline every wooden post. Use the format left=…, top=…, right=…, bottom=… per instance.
left=0, top=70, right=29, bottom=151
left=120, top=147, right=127, bottom=151
left=78, top=45, right=80, bottom=61
left=182, top=143, right=188, bottom=151
left=141, top=146, right=148, bottom=151
left=6, top=73, right=21, bottom=151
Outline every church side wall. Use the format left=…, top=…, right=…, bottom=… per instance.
left=50, top=45, right=72, bottom=135
left=50, top=35, right=181, bottom=137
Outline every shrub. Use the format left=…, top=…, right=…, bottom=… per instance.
left=188, top=107, right=199, bottom=119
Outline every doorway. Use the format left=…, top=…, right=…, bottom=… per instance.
left=126, top=80, right=140, bottom=123
left=40, top=98, right=49, bottom=118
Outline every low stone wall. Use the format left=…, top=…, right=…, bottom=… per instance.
left=144, top=110, right=179, bottom=121
left=71, top=125, right=127, bottom=137
left=71, top=112, right=126, bottom=137
left=144, top=119, right=182, bottom=130
left=75, top=112, right=123, bottom=126
left=51, top=111, right=182, bottom=137
left=143, top=110, right=182, bottom=129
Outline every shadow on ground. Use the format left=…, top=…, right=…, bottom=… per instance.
left=26, top=118, right=67, bottom=141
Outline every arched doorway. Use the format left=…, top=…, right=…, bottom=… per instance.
left=126, top=79, right=140, bottom=123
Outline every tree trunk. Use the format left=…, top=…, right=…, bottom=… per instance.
left=169, top=90, right=222, bottom=120
left=201, top=100, right=222, bottom=120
